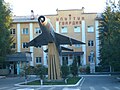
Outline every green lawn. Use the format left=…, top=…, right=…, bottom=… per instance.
left=24, top=77, right=81, bottom=85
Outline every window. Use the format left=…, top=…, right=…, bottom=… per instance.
left=88, top=40, right=94, bottom=46
left=61, top=26, right=67, bottom=33
left=62, top=56, right=68, bottom=65
left=74, top=44, right=81, bottom=48
left=69, top=55, right=73, bottom=59
left=87, top=26, right=94, bottom=32
left=22, top=28, right=28, bottom=34
left=74, top=26, right=80, bottom=32
left=10, top=29, right=15, bottom=34
left=74, top=56, right=81, bottom=66
left=35, top=27, right=41, bottom=34
left=22, top=42, right=28, bottom=48
left=61, top=45, right=68, bottom=47
left=36, top=57, right=42, bottom=63
left=11, top=43, right=16, bottom=49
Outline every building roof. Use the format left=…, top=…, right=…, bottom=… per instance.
left=12, top=16, right=38, bottom=23
left=12, top=8, right=102, bottom=23
left=6, top=52, right=32, bottom=62
left=62, top=51, right=84, bottom=56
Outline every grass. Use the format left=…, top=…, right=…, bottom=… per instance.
left=67, top=77, right=81, bottom=84
left=24, top=77, right=81, bottom=85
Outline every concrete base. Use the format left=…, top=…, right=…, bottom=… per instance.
left=48, top=43, right=61, bottom=80
left=90, top=63, right=95, bottom=73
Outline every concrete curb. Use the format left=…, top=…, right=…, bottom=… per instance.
left=79, top=74, right=111, bottom=77
left=116, top=77, right=120, bottom=81
left=14, top=77, right=84, bottom=87
left=0, top=76, right=6, bottom=79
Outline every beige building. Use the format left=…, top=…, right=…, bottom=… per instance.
left=10, top=8, right=100, bottom=68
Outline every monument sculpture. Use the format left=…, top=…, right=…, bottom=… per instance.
left=90, top=50, right=94, bottom=63
left=90, top=50, right=95, bottom=73
left=27, top=15, right=85, bottom=80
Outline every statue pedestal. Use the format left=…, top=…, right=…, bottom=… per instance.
left=48, top=43, right=61, bottom=80
left=90, top=62, right=95, bottom=73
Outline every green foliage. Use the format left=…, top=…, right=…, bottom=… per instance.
left=95, top=66, right=110, bottom=72
left=99, top=1, right=120, bottom=72
left=25, top=66, right=35, bottom=75
left=34, top=64, right=47, bottom=79
left=67, top=77, right=80, bottom=84
left=0, top=0, right=13, bottom=62
left=86, top=66, right=90, bottom=74
left=70, top=59, right=78, bottom=77
left=61, top=64, right=69, bottom=78
left=25, top=77, right=81, bottom=85
left=23, top=64, right=48, bottom=79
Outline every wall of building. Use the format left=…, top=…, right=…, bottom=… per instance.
left=11, top=9, right=100, bottom=66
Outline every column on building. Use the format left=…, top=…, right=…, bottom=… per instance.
left=56, top=21, right=63, bottom=65
left=95, top=20, right=100, bottom=65
left=43, top=46, right=48, bottom=66
left=16, top=23, right=21, bottom=75
left=56, top=21, right=59, bottom=33
left=82, top=20, right=86, bottom=65
left=17, top=23, right=21, bottom=52
left=17, top=61, right=20, bottom=75
left=29, top=23, right=34, bottom=66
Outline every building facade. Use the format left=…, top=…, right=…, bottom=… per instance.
left=10, top=8, right=100, bottom=67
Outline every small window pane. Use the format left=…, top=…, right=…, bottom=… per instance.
left=23, top=28, right=28, bottom=34
left=74, top=26, right=80, bottom=32
left=26, top=28, right=28, bottom=34
left=10, top=29, right=16, bottom=34
left=74, top=44, right=81, bottom=48
left=36, top=57, right=42, bottom=63
left=13, top=29, right=15, bottom=34
left=87, top=26, right=94, bottom=32
left=35, top=27, right=41, bottom=34
left=88, top=40, right=94, bottom=46
left=61, top=26, right=67, bottom=33
left=62, top=56, right=68, bottom=65
left=22, top=42, right=28, bottom=48
left=10, top=29, right=12, bottom=34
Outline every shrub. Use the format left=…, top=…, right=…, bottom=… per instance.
left=70, top=59, right=78, bottom=77
left=86, top=66, right=90, bottom=74
left=61, top=65, right=69, bottom=79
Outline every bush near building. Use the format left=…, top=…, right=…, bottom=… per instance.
left=61, top=64, right=70, bottom=79
left=70, top=59, right=78, bottom=77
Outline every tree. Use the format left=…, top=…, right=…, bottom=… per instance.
left=0, top=0, right=12, bottom=63
left=24, top=65, right=35, bottom=75
left=34, top=64, right=47, bottom=85
left=34, top=64, right=47, bottom=79
left=70, top=59, right=78, bottom=77
left=61, top=64, right=69, bottom=79
left=99, top=1, right=120, bottom=72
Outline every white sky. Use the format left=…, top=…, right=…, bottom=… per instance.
left=4, top=0, right=107, bottom=16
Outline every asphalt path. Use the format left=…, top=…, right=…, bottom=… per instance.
left=0, top=75, right=120, bottom=90
left=0, top=77, right=25, bottom=87
left=79, top=75, right=120, bottom=90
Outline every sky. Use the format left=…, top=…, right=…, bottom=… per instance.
left=4, top=0, right=107, bottom=16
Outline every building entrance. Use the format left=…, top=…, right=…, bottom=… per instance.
left=9, top=62, right=17, bottom=74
